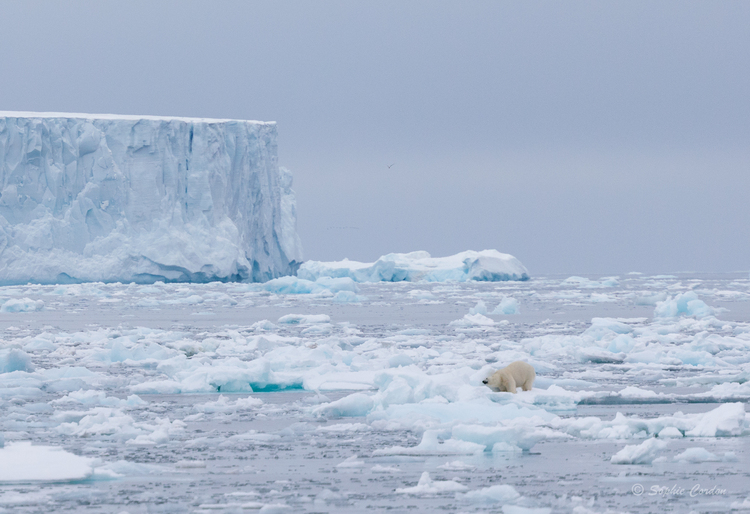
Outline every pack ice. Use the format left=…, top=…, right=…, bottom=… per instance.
left=0, top=112, right=303, bottom=285
left=299, top=249, right=529, bottom=282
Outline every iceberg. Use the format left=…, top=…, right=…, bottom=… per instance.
left=298, top=250, right=529, bottom=282
left=0, top=111, right=302, bottom=284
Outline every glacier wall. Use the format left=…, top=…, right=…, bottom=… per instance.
left=0, top=112, right=303, bottom=285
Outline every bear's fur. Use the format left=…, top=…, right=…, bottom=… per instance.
left=482, top=361, right=535, bottom=393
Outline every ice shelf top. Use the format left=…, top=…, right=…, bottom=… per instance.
left=0, top=111, right=275, bottom=125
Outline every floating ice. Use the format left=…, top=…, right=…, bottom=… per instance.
left=261, top=276, right=358, bottom=295
left=654, top=291, right=724, bottom=319
left=501, top=507, right=551, bottom=514
left=277, top=314, right=330, bottom=325
left=298, top=250, right=529, bottom=282
left=371, top=465, right=402, bottom=473
left=332, top=290, right=368, bottom=303
left=437, top=460, right=476, bottom=471
left=673, top=447, right=721, bottom=463
left=492, top=297, right=520, bottom=315
left=0, top=348, right=34, bottom=373
left=449, top=313, right=496, bottom=327
left=0, top=112, right=302, bottom=284
left=610, top=438, right=668, bottom=465
left=0, top=442, right=94, bottom=482
left=395, top=472, right=468, bottom=494
left=555, top=403, right=748, bottom=440
left=258, top=504, right=291, bottom=513
left=0, top=298, right=44, bottom=312
left=469, top=300, right=488, bottom=315
left=336, top=455, right=365, bottom=468
left=313, top=393, right=374, bottom=418
left=657, top=427, right=683, bottom=438
left=562, top=276, right=619, bottom=288
left=461, top=484, right=521, bottom=503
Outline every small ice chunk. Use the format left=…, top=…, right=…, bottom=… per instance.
left=437, top=460, right=476, bottom=471
left=336, top=455, right=364, bottom=468
left=657, top=427, right=683, bottom=438
left=610, top=438, right=668, bottom=465
left=0, top=298, right=44, bottom=313
left=371, top=465, right=401, bottom=473
left=469, top=301, right=488, bottom=315
left=277, top=314, right=331, bottom=325
left=654, top=291, right=724, bottom=319
left=313, top=393, right=374, bottom=418
left=0, top=348, right=34, bottom=373
left=175, top=460, right=207, bottom=468
left=673, top=448, right=720, bottom=463
left=396, top=472, right=468, bottom=494
left=449, top=313, right=496, bottom=327
left=258, top=504, right=292, bottom=513
left=332, top=291, right=368, bottom=303
left=492, top=297, right=520, bottom=315
left=502, top=507, right=551, bottom=514
left=462, top=484, right=521, bottom=503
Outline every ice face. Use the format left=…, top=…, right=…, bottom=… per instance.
left=0, top=112, right=303, bottom=284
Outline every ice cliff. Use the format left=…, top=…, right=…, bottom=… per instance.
left=0, top=112, right=303, bottom=284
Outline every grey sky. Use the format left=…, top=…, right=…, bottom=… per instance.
left=1, top=1, right=748, bottom=274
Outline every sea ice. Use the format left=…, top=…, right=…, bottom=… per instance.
left=672, top=447, right=721, bottom=463
left=0, top=298, right=44, bottom=312
left=461, top=483, right=521, bottom=503
left=0, top=442, right=94, bottom=482
left=610, top=438, right=668, bottom=465
left=653, top=291, right=724, bottom=319
left=395, top=472, right=468, bottom=494
left=298, top=250, right=529, bottom=282
left=492, top=296, right=520, bottom=314
left=1, top=272, right=749, bottom=511
left=0, top=112, right=302, bottom=284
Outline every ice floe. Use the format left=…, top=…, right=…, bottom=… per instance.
left=299, top=250, right=529, bottom=282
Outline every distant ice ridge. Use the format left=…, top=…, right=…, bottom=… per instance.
left=298, top=250, right=529, bottom=282
left=0, top=112, right=303, bottom=284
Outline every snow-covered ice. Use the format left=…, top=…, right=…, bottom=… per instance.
left=298, top=249, right=529, bottom=282
left=0, top=112, right=302, bottom=285
left=0, top=272, right=749, bottom=511
left=0, top=442, right=94, bottom=483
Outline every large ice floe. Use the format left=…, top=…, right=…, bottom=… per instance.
left=298, top=249, right=529, bottom=282
left=1, top=272, right=750, bottom=511
left=0, top=112, right=302, bottom=285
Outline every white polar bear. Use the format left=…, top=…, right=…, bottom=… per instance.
left=482, top=361, right=535, bottom=393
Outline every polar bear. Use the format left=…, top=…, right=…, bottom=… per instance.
left=482, top=361, right=535, bottom=393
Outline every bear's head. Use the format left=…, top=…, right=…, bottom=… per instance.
left=482, top=371, right=506, bottom=392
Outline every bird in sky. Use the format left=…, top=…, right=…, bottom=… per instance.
left=387, top=163, right=395, bottom=169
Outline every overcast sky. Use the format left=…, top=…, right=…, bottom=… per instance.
left=1, top=1, right=748, bottom=274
